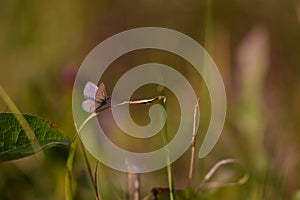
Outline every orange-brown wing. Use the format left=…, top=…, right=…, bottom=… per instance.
left=95, top=82, right=107, bottom=102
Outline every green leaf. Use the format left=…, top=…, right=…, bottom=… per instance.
left=0, top=113, right=70, bottom=162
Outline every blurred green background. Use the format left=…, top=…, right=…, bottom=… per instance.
left=1, top=0, right=300, bottom=199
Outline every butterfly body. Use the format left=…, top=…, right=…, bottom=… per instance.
left=82, top=81, right=109, bottom=113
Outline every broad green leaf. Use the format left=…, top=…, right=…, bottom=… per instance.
left=0, top=113, right=70, bottom=162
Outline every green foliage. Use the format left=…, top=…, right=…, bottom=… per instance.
left=0, top=113, right=70, bottom=162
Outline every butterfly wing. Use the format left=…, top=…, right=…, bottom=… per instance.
left=82, top=99, right=96, bottom=113
left=82, top=81, right=108, bottom=113
left=83, top=81, right=98, bottom=100
left=95, top=82, right=108, bottom=101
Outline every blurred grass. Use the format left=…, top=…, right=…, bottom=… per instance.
left=0, top=0, right=300, bottom=199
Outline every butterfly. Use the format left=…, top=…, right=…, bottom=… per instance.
left=82, top=81, right=109, bottom=113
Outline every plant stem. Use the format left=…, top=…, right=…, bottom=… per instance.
left=160, top=100, right=176, bottom=200
left=79, top=140, right=102, bottom=200
left=65, top=135, right=78, bottom=200
left=66, top=96, right=166, bottom=200
left=188, top=99, right=200, bottom=187
left=195, top=158, right=249, bottom=192
left=94, top=161, right=100, bottom=200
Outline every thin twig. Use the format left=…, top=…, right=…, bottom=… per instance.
left=160, top=99, right=176, bottom=200
left=79, top=140, right=102, bottom=200
left=188, top=99, right=200, bottom=186
left=196, top=158, right=249, bottom=192
left=94, top=161, right=100, bottom=200
left=133, top=173, right=140, bottom=200
left=126, top=168, right=140, bottom=200
left=113, top=96, right=166, bottom=107
left=77, top=112, right=98, bottom=133
left=80, top=141, right=94, bottom=181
